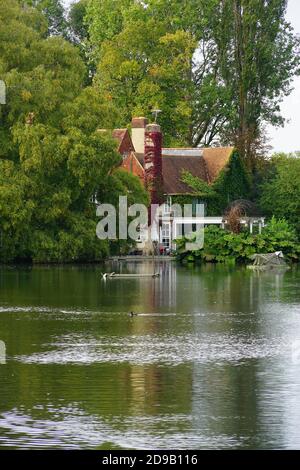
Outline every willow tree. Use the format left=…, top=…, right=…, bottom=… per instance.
left=0, top=0, right=148, bottom=262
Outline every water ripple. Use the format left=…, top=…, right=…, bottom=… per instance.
left=15, top=332, right=290, bottom=366
left=0, top=406, right=245, bottom=449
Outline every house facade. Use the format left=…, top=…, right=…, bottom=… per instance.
left=112, top=117, right=252, bottom=251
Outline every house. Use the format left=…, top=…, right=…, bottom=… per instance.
left=113, top=117, right=253, bottom=251
left=112, top=127, right=145, bottom=184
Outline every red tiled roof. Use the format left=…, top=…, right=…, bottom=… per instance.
left=112, top=129, right=127, bottom=142
left=202, top=147, right=234, bottom=183
left=161, top=147, right=234, bottom=194
left=121, top=145, right=234, bottom=195
left=113, top=137, right=233, bottom=194
left=112, top=129, right=135, bottom=154
left=162, top=155, right=209, bottom=194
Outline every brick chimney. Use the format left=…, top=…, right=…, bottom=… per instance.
left=144, top=123, right=164, bottom=224
left=131, top=117, right=148, bottom=154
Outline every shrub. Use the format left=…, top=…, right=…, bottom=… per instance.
left=176, top=217, right=300, bottom=263
left=259, top=154, right=300, bottom=234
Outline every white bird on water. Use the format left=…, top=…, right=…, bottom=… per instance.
left=101, top=272, right=115, bottom=280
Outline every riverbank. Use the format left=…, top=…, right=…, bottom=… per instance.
left=176, top=219, right=300, bottom=265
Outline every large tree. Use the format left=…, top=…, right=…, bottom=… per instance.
left=88, top=0, right=197, bottom=146
left=0, top=0, right=148, bottom=262
left=86, top=0, right=300, bottom=165
left=68, top=0, right=89, bottom=44
left=0, top=0, right=85, bottom=160
left=20, top=0, right=68, bottom=36
left=207, top=0, right=300, bottom=166
left=259, top=153, right=300, bottom=234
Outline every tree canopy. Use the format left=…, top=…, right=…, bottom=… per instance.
left=0, top=0, right=148, bottom=263
left=20, top=0, right=68, bottom=36
left=1, top=0, right=299, bottom=262
left=87, top=0, right=300, bottom=162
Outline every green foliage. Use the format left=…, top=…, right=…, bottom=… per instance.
left=86, top=0, right=131, bottom=45
left=68, top=0, right=89, bottom=44
left=0, top=0, right=86, bottom=158
left=181, top=150, right=252, bottom=215
left=1, top=0, right=299, bottom=263
left=62, top=86, right=119, bottom=134
left=86, top=0, right=300, bottom=160
left=0, top=0, right=148, bottom=263
left=210, top=150, right=252, bottom=213
left=89, top=1, right=197, bottom=145
left=195, top=0, right=300, bottom=164
left=176, top=218, right=300, bottom=264
left=259, top=153, right=300, bottom=234
left=101, top=168, right=149, bottom=208
left=67, top=0, right=94, bottom=78
left=1, top=113, right=148, bottom=263
left=181, top=170, right=217, bottom=198
left=101, top=168, right=150, bottom=256
left=0, top=160, right=34, bottom=261
left=21, top=0, right=68, bottom=36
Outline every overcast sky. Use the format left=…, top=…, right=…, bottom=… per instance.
left=64, top=0, right=300, bottom=153
left=268, top=0, right=300, bottom=153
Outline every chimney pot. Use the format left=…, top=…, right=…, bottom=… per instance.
left=131, top=117, right=148, bottom=154
left=132, top=117, right=148, bottom=129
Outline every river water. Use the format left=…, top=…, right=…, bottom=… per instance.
left=0, top=261, right=300, bottom=449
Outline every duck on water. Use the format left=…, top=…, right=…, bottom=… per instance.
left=129, top=311, right=138, bottom=317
